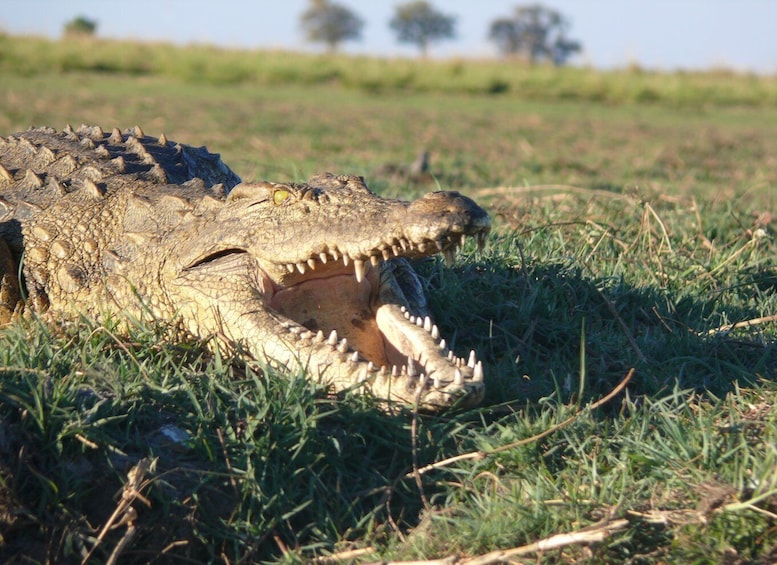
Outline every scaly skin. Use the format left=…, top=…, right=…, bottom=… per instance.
left=0, top=125, right=490, bottom=409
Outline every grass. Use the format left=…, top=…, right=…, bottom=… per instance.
left=2, top=34, right=777, bottom=107
left=0, top=44, right=776, bottom=562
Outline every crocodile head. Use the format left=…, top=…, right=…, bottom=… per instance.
left=172, top=173, right=490, bottom=410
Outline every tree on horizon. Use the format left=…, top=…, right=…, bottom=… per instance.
left=389, top=1, right=456, bottom=57
left=63, top=16, right=97, bottom=38
left=300, top=0, right=364, bottom=52
left=488, top=4, right=581, bottom=65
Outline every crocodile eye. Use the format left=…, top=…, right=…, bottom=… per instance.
left=273, top=189, right=290, bottom=205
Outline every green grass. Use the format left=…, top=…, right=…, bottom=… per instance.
left=2, top=34, right=777, bottom=107
left=0, top=53, right=776, bottom=562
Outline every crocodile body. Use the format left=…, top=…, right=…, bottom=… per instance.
left=0, top=125, right=490, bottom=409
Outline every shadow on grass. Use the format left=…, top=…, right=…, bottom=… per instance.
left=0, top=323, right=461, bottom=563
left=0, top=257, right=774, bottom=562
left=421, top=257, right=777, bottom=406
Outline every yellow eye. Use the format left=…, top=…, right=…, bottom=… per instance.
left=273, top=189, right=290, bottom=205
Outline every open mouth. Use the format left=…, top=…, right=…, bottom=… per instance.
left=267, top=234, right=486, bottom=392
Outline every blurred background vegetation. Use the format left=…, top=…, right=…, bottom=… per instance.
left=1, top=33, right=774, bottom=108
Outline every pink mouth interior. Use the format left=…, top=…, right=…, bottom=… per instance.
left=269, top=267, right=410, bottom=368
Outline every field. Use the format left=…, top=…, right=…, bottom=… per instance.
left=1, top=37, right=776, bottom=563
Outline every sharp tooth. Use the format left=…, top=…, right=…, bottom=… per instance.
left=315, top=330, right=325, bottom=342
left=392, top=365, right=399, bottom=377
left=404, top=310, right=411, bottom=319
left=443, top=248, right=456, bottom=267
left=342, top=254, right=350, bottom=266
left=399, top=239, right=409, bottom=251
left=331, top=249, right=339, bottom=261
left=448, top=351, right=454, bottom=361
left=433, top=374, right=441, bottom=388
left=337, top=338, right=348, bottom=353
left=423, top=316, right=432, bottom=332
left=439, top=339, right=447, bottom=351
left=367, top=361, right=376, bottom=372
left=468, top=350, right=477, bottom=368
left=296, top=262, right=306, bottom=274
left=354, top=259, right=366, bottom=283
left=400, top=306, right=407, bottom=313
left=349, top=351, right=359, bottom=363
left=418, top=242, right=427, bottom=253
left=319, top=253, right=328, bottom=264
left=392, top=245, right=401, bottom=256
left=407, top=358, right=416, bottom=377
left=286, top=264, right=295, bottom=273
left=416, top=317, right=423, bottom=327
left=454, top=369, right=464, bottom=385
left=370, top=255, right=380, bottom=267
left=307, top=258, right=317, bottom=270
left=431, top=324, right=439, bottom=340
left=409, top=315, right=416, bottom=324
left=474, top=361, right=484, bottom=382
left=328, top=329, right=338, bottom=346
left=300, top=331, right=314, bottom=340
left=419, top=373, right=427, bottom=389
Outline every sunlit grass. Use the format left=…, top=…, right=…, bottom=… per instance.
left=1, top=185, right=774, bottom=562
left=0, top=55, right=775, bottom=562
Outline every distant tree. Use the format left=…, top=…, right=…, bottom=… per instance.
left=488, top=4, right=581, bottom=65
left=389, top=1, right=456, bottom=56
left=300, top=0, right=364, bottom=52
left=63, top=16, right=98, bottom=38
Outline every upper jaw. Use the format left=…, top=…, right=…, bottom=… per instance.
left=264, top=226, right=490, bottom=287
left=253, top=187, right=491, bottom=286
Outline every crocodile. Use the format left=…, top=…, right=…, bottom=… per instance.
left=0, top=125, right=490, bottom=409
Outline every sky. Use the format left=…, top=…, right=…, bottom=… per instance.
left=2, top=1, right=776, bottom=73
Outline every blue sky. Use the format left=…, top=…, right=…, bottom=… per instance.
left=2, top=1, right=776, bottom=73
